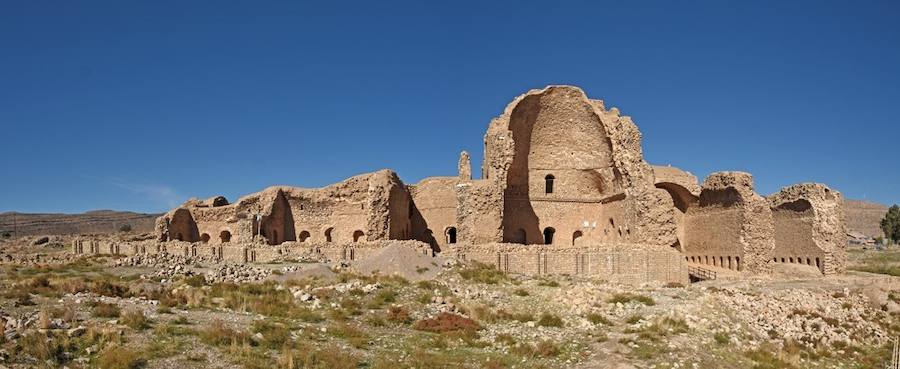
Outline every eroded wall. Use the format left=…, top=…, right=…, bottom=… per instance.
left=156, top=170, right=411, bottom=247
left=410, top=177, right=460, bottom=251
left=682, top=172, right=774, bottom=272
left=768, top=183, right=847, bottom=274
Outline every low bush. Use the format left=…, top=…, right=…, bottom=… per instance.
left=413, top=312, right=481, bottom=335
left=386, top=305, right=411, bottom=324
left=607, top=293, right=655, bottom=306
left=92, top=302, right=121, bottom=318
left=96, top=346, right=145, bottom=369
left=199, top=320, right=252, bottom=347
left=586, top=313, right=612, bottom=326
left=121, top=309, right=151, bottom=330
left=459, top=262, right=508, bottom=285
left=537, top=279, right=560, bottom=287
left=251, top=320, right=291, bottom=349
left=537, top=313, right=564, bottom=328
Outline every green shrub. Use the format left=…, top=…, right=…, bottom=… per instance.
left=714, top=331, right=730, bottom=345
left=537, top=280, right=560, bottom=287
left=182, top=275, right=205, bottom=287
left=537, top=313, right=564, bottom=327
left=607, top=293, right=655, bottom=306
left=417, top=280, right=437, bottom=290
left=459, top=262, right=507, bottom=285
left=586, top=313, right=612, bottom=326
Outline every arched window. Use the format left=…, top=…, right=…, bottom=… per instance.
left=445, top=227, right=457, bottom=244
left=543, top=227, right=555, bottom=245
left=545, top=175, right=555, bottom=194
left=572, top=230, right=583, bottom=246
left=298, top=231, right=310, bottom=242
left=200, top=234, right=210, bottom=243
left=353, top=230, right=365, bottom=242
left=325, top=228, right=334, bottom=242
left=219, top=230, right=231, bottom=243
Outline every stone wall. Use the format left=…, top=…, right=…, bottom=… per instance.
left=72, top=239, right=433, bottom=264
left=453, top=243, right=688, bottom=285
left=409, top=177, right=460, bottom=251
left=481, top=86, right=676, bottom=248
left=154, top=170, right=410, bottom=248
left=682, top=172, right=774, bottom=273
left=768, top=183, right=847, bottom=274
left=138, top=85, right=848, bottom=280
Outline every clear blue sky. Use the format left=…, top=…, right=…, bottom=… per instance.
left=2, top=1, right=898, bottom=214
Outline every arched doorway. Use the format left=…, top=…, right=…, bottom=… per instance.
left=445, top=227, right=457, bottom=244
left=353, top=230, right=365, bottom=242
left=298, top=231, right=310, bottom=242
left=219, top=230, right=232, bottom=243
left=543, top=227, right=555, bottom=245
left=545, top=175, right=555, bottom=194
left=324, top=227, right=334, bottom=242
left=200, top=234, right=210, bottom=243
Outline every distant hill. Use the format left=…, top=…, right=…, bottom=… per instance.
left=0, top=210, right=160, bottom=236
left=844, top=200, right=889, bottom=238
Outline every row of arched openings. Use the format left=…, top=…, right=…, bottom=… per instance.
left=687, top=255, right=741, bottom=271
left=773, top=256, right=820, bottom=269
left=198, top=230, right=232, bottom=244
left=195, top=228, right=365, bottom=244
left=511, top=227, right=581, bottom=245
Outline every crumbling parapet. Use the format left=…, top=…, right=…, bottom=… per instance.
left=768, top=183, right=847, bottom=274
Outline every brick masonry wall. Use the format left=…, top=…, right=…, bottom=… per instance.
left=73, top=239, right=685, bottom=285
left=454, top=244, right=688, bottom=285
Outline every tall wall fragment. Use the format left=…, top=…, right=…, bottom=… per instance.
left=683, top=172, right=774, bottom=273
left=768, top=183, right=847, bottom=274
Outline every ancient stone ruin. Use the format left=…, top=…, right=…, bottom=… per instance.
left=73, top=86, right=847, bottom=284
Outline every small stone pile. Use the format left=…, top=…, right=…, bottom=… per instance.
left=716, top=287, right=886, bottom=348
left=280, top=265, right=301, bottom=273
left=289, top=280, right=382, bottom=309
left=112, top=253, right=214, bottom=268
left=0, top=252, right=80, bottom=265
left=205, top=264, right=272, bottom=284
